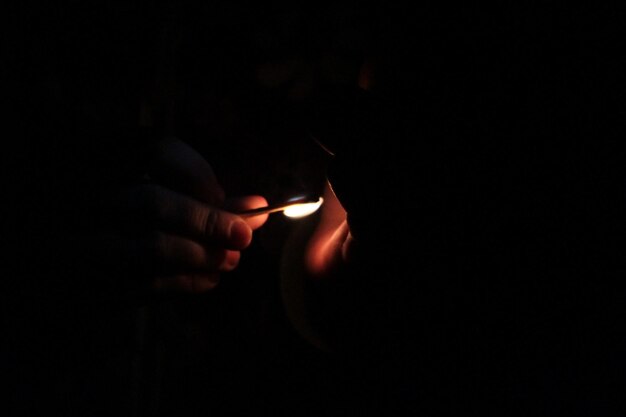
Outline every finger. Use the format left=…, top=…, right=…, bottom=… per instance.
left=83, top=232, right=241, bottom=283
left=223, top=250, right=241, bottom=270
left=224, top=195, right=269, bottom=230
left=130, top=232, right=240, bottom=273
left=120, top=184, right=253, bottom=249
left=153, top=273, right=221, bottom=293
left=149, top=138, right=225, bottom=205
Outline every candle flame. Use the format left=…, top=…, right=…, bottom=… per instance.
left=283, top=197, right=324, bottom=218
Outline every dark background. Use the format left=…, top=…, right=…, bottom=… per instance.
left=4, top=2, right=626, bottom=416
left=3, top=3, right=368, bottom=416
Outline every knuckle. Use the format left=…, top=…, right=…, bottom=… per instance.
left=202, top=209, right=221, bottom=239
left=221, top=251, right=240, bottom=271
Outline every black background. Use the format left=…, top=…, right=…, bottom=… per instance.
left=4, top=3, right=626, bottom=416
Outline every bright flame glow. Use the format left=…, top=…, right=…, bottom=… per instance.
left=283, top=197, right=324, bottom=218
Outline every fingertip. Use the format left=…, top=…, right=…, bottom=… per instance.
left=245, top=195, right=269, bottom=209
left=221, top=250, right=241, bottom=271
left=225, top=195, right=268, bottom=211
left=242, top=195, right=269, bottom=230
left=229, top=220, right=252, bottom=249
left=227, top=195, right=270, bottom=230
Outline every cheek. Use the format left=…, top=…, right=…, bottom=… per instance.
left=305, top=220, right=350, bottom=279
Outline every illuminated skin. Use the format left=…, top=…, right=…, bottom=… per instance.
left=304, top=181, right=355, bottom=279
left=107, top=138, right=269, bottom=292
left=303, top=60, right=373, bottom=279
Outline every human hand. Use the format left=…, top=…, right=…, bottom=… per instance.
left=102, top=138, right=268, bottom=292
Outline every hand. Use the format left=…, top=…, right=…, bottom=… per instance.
left=101, top=138, right=268, bottom=292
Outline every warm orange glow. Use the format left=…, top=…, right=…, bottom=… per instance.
left=283, top=197, right=324, bottom=218
left=303, top=183, right=351, bottom=278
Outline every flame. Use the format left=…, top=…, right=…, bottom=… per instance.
left=283, top=197, right=324, bottom=218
